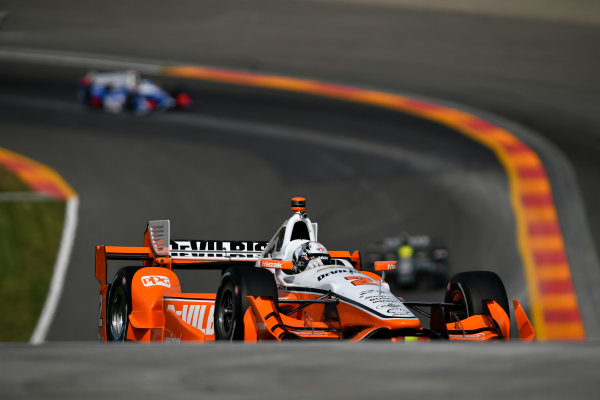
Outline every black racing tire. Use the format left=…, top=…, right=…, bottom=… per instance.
left=444, top=271, right=510, bottom=322
left=106, top=266, right=140, bottom=341
left=214, top=266, right=278, bottom=341
left=125, top=92, right=136, bottom=111
left=79, top=86, right=92, bottom=108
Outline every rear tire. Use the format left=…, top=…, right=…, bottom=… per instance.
left=106, top=266, right=139, bottom=341
left=214, top=266, right=278, bottom=340
left=444, top=271, right=510, bottom=321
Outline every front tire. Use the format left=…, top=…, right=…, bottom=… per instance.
left=106, top=266, right=139, bottom=341
left=214, top=266, right=278, bottom=340
left=444, top=271, right=510, bottom=321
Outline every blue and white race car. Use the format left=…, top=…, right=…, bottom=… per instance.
left=78, top=70, right=192, bottom=114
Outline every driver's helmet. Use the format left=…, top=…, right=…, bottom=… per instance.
left=293, top=241, right=330, bottom=272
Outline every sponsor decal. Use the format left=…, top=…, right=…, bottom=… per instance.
left=345, top=276, right=378, bottom=286
left=358, top=290, right=398, bottom=304
left=167, top=303, right=214, bottom=334
left=385, top=308, right=411, bottom=316
left=314, top=244, right=326, bottom=252
left=260, top=259, right=293, bottom=270
left=141, top=275, right=171, bottom=288
left=317, top=269, right=354, bottom=281
left=357, top=290, right=413, bottom=317
left=375, top=303, right=401, bottom=310
left=289, top=330, right=331, bottom=337
left=374, top=261, right=397, bottom=271
left=317, top=266, right=352, bottom=272
left=170, top=240, right=267, bottom=258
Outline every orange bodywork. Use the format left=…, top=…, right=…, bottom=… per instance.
left=163, top=294, right=216, bottom=342
left=374, top=261, right=398, bottom=271
left=96, top=244, right=534, bottom=343
left=513, top=300, right=535, bottom=341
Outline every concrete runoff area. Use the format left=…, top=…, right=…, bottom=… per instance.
left=1, top=342, right=599, bottom=399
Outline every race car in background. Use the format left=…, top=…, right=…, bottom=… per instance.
left=78, top=70, right=192, bottom=114
left=95, top=197, right=534, bottom=342
left=364, top=235, right=449, bottom=289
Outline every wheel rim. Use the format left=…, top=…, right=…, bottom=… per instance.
left=218, top=288, right=235, bottom=337
left=110, top=288, right=126, bottom=339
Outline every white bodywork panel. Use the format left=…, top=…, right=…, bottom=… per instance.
left=275, top=265, right=416, bottom=319
left=256, top=211, right=417, bottom=320
left=87, top=70, right=139, bottom=89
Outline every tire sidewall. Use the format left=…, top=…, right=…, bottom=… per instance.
left=215, top=277, right=242, bottom=340
left=215, top=266, right=277, bottom=340
left=444, top=271, right=510, bottom=321
left=106, top=266, right=139, bottom=341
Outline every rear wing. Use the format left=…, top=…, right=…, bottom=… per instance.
left=148, top=220, right=267, bottom=260
left=95, top=220, right=267, bottom=285
left=170, top=239, right=266, bottom=260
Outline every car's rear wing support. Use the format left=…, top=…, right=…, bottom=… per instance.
left=145, top=220, right=170, bottom=256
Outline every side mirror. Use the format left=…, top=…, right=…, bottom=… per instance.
left=373, top=261, right=397, bottom=294
left=374, top=261, right=397, bottom=272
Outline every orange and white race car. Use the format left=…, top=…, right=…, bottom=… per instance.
left=95, top=197, right=534, bottom=342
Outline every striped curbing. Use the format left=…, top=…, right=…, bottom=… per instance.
left=162, top=65, right=585, bottom=340
left=0, top=147, right=76, bottom=200
left=0, top=146, right=79, bottom=344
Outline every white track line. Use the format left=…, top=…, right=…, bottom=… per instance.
left=0, top=47, right=162, bottom=74
left=30, top=197, right=79, bottom=345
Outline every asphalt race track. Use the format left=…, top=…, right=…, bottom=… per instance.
left=2, top=341, right=599, bottom=399
left=1, top=1, right=600, bottom=397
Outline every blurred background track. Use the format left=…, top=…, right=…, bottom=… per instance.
left=1, top=0, right=598, bottom=252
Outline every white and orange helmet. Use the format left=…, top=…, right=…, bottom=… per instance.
left=293, top=241, right=329, bottom=271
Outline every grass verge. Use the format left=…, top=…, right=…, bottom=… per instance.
left=0, top=166, right=64, bottom=341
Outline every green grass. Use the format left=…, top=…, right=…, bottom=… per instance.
left=0, top=166, right=65, bottom=341
left=0, top=165, right=29, bottom=191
